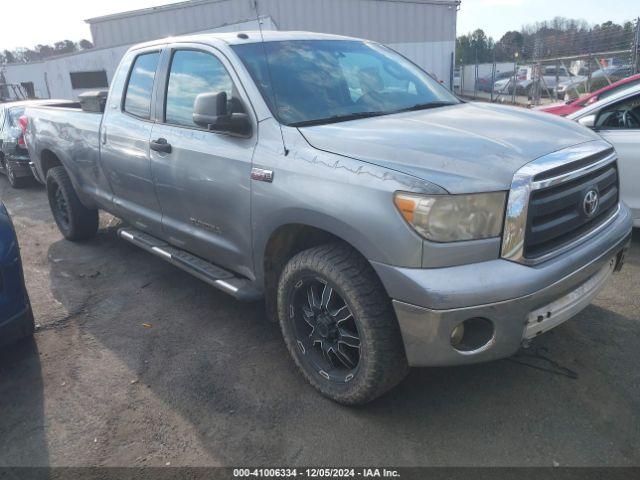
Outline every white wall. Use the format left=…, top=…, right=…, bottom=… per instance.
left=2, top=62, right=49, bottom=99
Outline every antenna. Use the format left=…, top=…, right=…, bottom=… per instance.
left=253, top=0, right=289, bottom=156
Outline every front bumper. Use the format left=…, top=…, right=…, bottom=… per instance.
left=374, top=203, right=633, bottom=367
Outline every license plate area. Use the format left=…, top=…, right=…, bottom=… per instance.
left=524, top=258, right=615, bottom=340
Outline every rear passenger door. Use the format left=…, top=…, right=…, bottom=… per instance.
left=149, top=45, right=257, bottom=277
left=100, top=47, right=165, bottom=237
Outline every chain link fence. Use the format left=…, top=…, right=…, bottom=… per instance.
left=455, top=18, right=640, bottom=107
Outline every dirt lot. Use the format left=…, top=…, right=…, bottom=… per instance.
left=0, top=177, right=639, bottom=467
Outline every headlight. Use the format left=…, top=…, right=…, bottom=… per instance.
left=394, top=192, right=507, bottom=242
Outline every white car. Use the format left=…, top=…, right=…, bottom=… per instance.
left=568, top=84, right=640, bottom=226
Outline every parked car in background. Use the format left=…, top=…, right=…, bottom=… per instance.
left=568, top=84, right=640, bottom=226
left=0, top=201, right=34, bottom=347
left=0, top=100, right=74, bottom=188
left=557, top=66, right=633, bottom=101
left=495, top=65, right=572, bottom=97
left=556, top=76, right=588, bottom=100
left=538, top=73, right=640, bottom=117
left=24, top=31, right=632, bottom=404
left=475, top=71, right=514, bottom=93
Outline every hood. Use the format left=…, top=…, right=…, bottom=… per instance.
left=299, top=102, right=601, bottom=193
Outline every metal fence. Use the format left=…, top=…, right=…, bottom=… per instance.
left=455, top=18, right=640, bottom=107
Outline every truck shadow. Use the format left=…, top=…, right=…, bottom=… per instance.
left=24, top=223, right=640, bottom=465
left=0, top=338, right=49, bottom=467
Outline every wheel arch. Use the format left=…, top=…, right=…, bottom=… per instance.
left=39, top=148, right=98, bottom=209
left=40, top=149, right=64, bottom=178
left=259, top=218, right=389, bottom=322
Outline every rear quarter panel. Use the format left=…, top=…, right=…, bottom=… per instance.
left=26, top=107, right=110, bottom=209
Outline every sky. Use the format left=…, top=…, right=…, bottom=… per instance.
left=0, top=0, right=637, bottom=52
left=0, top=0, right=178, bottom=52
left=457, top=0, right=638, bottom=39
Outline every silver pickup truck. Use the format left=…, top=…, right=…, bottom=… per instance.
left=25, top=31, right=632, bottom=404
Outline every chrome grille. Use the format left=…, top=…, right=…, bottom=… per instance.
left=524, top=162, right=619, bottom=259
left=501, top=140, right=620, bottom=265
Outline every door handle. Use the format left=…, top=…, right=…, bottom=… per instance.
left=150, top=138, right=172, bottom=153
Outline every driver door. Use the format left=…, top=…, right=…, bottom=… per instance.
left=149, top=44, right=257, bottom=278
left=594, top=92, right=640, bottom=223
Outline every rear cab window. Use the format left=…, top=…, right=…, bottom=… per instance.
left=123, top=52, right=161, bottom=119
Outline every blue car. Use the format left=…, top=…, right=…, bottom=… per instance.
left=0, top=201, right=34, bottom=347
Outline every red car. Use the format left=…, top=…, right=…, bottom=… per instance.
left=537, top=73, right=640, bottom=116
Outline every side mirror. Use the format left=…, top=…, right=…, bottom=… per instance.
left=193, top=91, right=252, bottom=137
left=578, top=114, right=597, bottom=129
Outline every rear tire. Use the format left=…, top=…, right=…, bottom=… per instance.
left=277, top=243, right=408, bottom=405
left=46, top=166, right=98, bottom=241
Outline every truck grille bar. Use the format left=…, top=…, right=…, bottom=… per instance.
left=501, top=140, right=619, bottom=265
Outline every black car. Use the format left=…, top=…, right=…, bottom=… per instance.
left=0, top=100, right=73, bottom=188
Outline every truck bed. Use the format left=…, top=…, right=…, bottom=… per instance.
left=25, top=104, right=104, bottom=198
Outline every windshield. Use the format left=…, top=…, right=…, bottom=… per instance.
left=232, top=40, right=458, bottom=126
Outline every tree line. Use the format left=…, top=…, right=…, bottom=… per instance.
left=457, top=17, right=638, bottom=65
left=1, top=39, right=94, bottom=64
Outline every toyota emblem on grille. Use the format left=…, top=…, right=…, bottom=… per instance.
left=583, top=189, right=599, bottom=217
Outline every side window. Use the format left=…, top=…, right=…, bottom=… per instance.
left=165, top=50, right=238, bottom=128
left=596, top=94, right=640, bottom=130
left=123, top=52, right=160, bottom=119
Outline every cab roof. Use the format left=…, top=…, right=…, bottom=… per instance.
left=130, top=30, right=364, bottom=50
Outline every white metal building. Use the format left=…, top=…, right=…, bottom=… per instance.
left=1, top=0, right=460, bottom=100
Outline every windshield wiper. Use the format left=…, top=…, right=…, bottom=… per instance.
left=393, top=101, right=457, bottom=114
left=290, top=111, right=388, bottom=128
left=290, top=101, right=457, bottom=128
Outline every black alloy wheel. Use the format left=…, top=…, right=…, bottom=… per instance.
left=290, top=276, right=361, bottom=382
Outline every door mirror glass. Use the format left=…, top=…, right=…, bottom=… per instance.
left=193, top=91, right=252, bottom=137
left=578, top=114, right=596, bottom=129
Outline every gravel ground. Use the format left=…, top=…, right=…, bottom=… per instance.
left=0, top=177, right=639, bottom=467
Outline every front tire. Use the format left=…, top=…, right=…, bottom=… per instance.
left=46, top=166, right=98, bottom=241
left=277, top=243, right=408, bottom=405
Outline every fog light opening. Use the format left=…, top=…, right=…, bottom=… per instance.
left=450, top=317, right=495, bottom=353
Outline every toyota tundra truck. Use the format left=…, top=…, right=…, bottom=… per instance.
left=24, top=31, right=632, bottom=404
